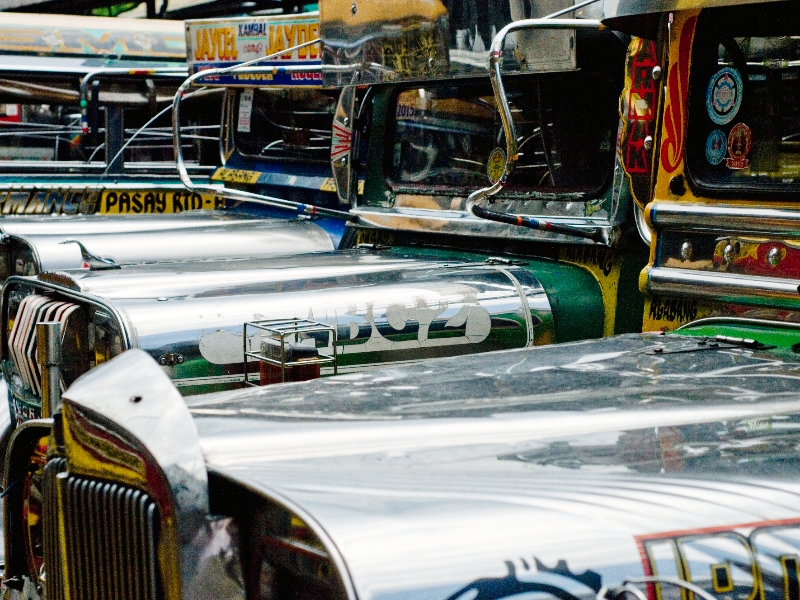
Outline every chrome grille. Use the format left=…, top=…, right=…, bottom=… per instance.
left=43, top=460, right=160, bottom=600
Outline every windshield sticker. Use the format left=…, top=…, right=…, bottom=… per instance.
left=487, top=147, right=506, bottom=184
left=707, top=67, right=743, bottom=125
left=706, top=129, right=727, bottom=165
left=726, top=123, right=752, bottom=169
left=237, top=88, right=254, bottom=133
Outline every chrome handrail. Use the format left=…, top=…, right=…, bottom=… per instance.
left=465, top=18, right=606, bottom=242
left=171, top=38, right=356, bottom=222
left=79, top=67, right=188, bottom=135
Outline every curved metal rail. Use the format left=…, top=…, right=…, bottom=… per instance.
left=465, top=18, right=606, bottom=242
left=172, top=39, right=357, bottom=222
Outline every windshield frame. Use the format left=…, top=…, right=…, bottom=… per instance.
left=684, top=5, right=800, bottom=200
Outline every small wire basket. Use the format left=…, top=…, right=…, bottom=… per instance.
left=243, top=318, right=337, bottom=386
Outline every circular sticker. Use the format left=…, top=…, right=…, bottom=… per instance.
left=486, top=147, right=506, bottom=184
left=705, top=129, right=727, bottom=165
left=706, top=67, right=743, bottom=125
left=726, top=122, right=752, bottom=169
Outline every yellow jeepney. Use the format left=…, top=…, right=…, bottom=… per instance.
left=603, top=0, right=800, bottom=330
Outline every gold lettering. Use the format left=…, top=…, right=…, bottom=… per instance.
left=282, top=24, right=295, bottom=59
left=297, top=24, right=308, bottom=59
left=195, top=29, right=204, bottom=60
left=309, top=23, right=320, bottom=59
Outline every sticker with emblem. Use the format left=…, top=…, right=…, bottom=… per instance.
left=705, top=129, right=727, bottom=165
left=707, top=67, right=743, bottom=125
left=486, top=147, right=506, bottom=184
left=726, top=122, right=752, bottom=169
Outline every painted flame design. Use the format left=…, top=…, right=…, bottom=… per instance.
left=660, top=16, right=697, bottom=174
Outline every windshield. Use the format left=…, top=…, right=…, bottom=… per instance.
left=233, top=87, right=337, bottom=164
left=0, top=79, right=219, bottom=167
left=687, top=5, right=800, bottom=197
left=383, top=72, right=618, bottom=207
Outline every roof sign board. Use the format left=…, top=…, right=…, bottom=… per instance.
left=320, top=0, right=578, bottom=86
left=0, top=13, right=185, bottom=60
left=186, top=13, right=322, bottom=86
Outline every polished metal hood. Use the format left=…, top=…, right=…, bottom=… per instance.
left=146, top=332, right=800, bottom=600
left=1, top=215, right=334, bottom=274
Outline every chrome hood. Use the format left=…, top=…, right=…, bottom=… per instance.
left=0, top=213, right=334, bottom=274
left=6, top=251, right=550, bottom=397
left=0, top=210, right=246, bottom=235
left=183, top=333, right=800, bottom=600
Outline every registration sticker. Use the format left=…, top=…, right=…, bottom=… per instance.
left=486, top=147, right=506, bottom=184
left=726, top=122, right=752, bottom=169
left=707, top=67, right=743, bottom=125
left=706, top=129, right=727, bottom=165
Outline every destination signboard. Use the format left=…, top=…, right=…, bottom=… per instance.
left=186, top=13, right=322, bottom=86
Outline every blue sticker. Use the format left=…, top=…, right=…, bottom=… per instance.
left=706, top=67, right=743, bottom=125
left=706, top=129, right=727, bottom=165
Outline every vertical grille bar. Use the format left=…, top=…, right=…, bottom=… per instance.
left=43, top=458, right=66, bottom=600
left=42, top=463, right=161, bottom=600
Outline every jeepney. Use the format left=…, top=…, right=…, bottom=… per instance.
left=180, top=2, right=653, bottom=344
left=182, top=13, right=343, bottom=210
left=0, top=13, right=227, bottom=217
left=1, top=249, right=554, bottom=418
left=602, top=0, right=800, bottom=332
left=5, top=317, right=800, bottom=600
left=0, top=1, right=661, bottom=425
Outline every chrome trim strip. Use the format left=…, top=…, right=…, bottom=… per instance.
left=677, top=316, right=800, bottom=332
left=491, top=267, right=535, bottom=347
left=646, top=266, right=800, bottom=300
left=352, top=207, right=615, bottom=245
left=649, top=202, right=800, bottom=236
left=0, top=182, right=223, bottom=192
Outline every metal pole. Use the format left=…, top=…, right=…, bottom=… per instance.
left=37, top=322, right=61, bottom=419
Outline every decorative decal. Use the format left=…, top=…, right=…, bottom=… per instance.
left=660, top=16, right=698, bottom=174
left=705, top=129, right=727, bottom=165
left=444, top=558, right=601, bottom=600
left=706, top=67, right=743, bottom=125
left=487, top=147, right=506, bottom=184
left=638, top=519, right=800, bottom=600
left=726, top=122, right=752, bottom=169
left=236, top=88, right=254, bottom=133
left=623, top=38, right=659, bottom=175
left=330, top=121, right=352, bottom=162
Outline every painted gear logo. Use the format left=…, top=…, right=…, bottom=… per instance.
left=706, top=67, right=743, bottom=125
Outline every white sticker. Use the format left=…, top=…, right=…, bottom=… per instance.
left=237, top=88, right=254, bottom=133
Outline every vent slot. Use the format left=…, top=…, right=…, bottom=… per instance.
left=42, top=462, right=160, bottom=600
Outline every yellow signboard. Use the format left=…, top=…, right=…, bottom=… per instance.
left=99, top=190, right=224, bottom=214
left=211, top=167, right=261, bottom=185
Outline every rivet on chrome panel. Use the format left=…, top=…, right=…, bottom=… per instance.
left=680, top=241, right=693, bottom=261
left=767, top=247, right=782, bottom=268
left=643, top=136, right=653, bottom=151
left=723, top=244, right=736, bottom=264
left=652, top=66, right=662, bottom=80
